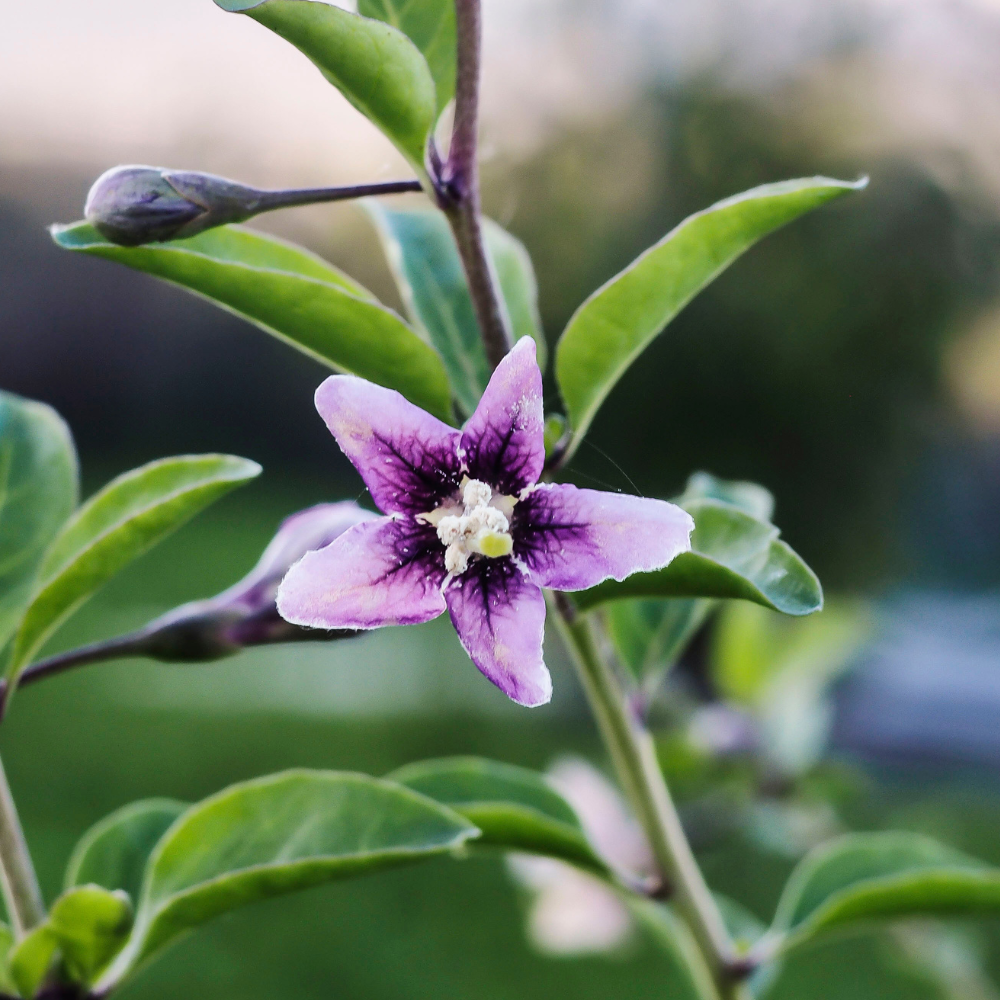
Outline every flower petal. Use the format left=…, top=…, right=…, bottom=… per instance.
left=277, top=517, right=446, bottom=629
left=315, top=376, right=461, bottom=516
left=445, top=561, right=551, bottom=707
left=461, top=337, right=544, bottom=495
left=515, top=484, right=694, bottom=590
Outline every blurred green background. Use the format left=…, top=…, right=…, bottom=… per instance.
left=4, top=0, right=1000, bottom=995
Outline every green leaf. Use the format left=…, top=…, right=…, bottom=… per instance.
left=555, top=177, right=867, bottom=452
left=889, top=922, right=999, bottom=1000
left=358, top=0, right=455, bottom=115
left=65, top=799, right=187, bottom=902
left=0, top=393, right=78, bottom=657
left=628, top=899, right=721, bottom=1000
left=51, top=222, right=453, bottom=422
left=9, top=926, right=57, bottom=1000
left=48, top=886, right=133, bottom=986
left=6, top=455, right=260, bottom=697
left=677, top=471, right=774, bottom=524
left=605, top=598, right=713, bottom=685
left=368, top=206, right=545, bottom=415
left=484, top=218, right=547, bottom=371
left=96, top=770, right=479, bottom=990
left=388, top=757, right=608, bottom=876
left=773, top=832, right=1000, bottom=955
left=0, top=922, right=16, bottom=996
left=216, top=0, right=436, bottom=174
left=575, top=499, right=822, bottom=616
left=604, top=472, right=779, bottom=685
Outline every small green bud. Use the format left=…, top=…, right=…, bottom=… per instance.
left=544, top=413, right=568, bottom=459
left=84, top=165, right=264, bottom=246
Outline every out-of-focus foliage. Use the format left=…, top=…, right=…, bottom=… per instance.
left=0, top=393, right=77, bottom=658
left=495, top=87, right=1000, bottom=586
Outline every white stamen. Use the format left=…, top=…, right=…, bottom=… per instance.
left=463, top=479, right=493, bottom=509
left=425, top=477, right=516, bottom=577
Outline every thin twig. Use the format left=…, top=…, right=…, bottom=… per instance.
left=250, top=178, right=422, bottom=212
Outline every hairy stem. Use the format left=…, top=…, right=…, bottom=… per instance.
left=439, top=0, right=513, bottom=370
left=0, top=754, right=44, bottom=936
left=548, top=593, right=739, bottom=992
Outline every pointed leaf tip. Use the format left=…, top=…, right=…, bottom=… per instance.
left=556, top=176, right=867, bottom=454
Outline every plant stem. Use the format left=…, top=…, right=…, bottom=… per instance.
left=0, top=633, right=151, bottom=710
left=0, top=754, right=44, bottom=937
left=249, top=178, right=422, bottom=212
left=548, top=592, right=739, bottom=994
left=438, top=0, right=513, bottom=371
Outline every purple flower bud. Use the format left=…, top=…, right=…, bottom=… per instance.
left=84, top=165, right=265, bottom=246
left=138, top=502, right=377, bottom=661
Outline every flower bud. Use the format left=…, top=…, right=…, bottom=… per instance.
left=84, top=165, right=265, bottom=246
left=137, top=502, right=377, bottom=661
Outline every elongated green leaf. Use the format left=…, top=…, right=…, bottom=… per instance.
left=773, top=832, right=1000, bottom=954
left=576, top=499, right=822, bottom=616
left=358, top=0, right=455, bottom=114
left=65, top=800, right=187, bottom=902
left=51, top=222, right=453, bottom=422
left=484, top=219, right=547, bottom=370
left=0, top=393, right=77, bottom=657
left=97, top=770, right=479, bottom=989
left=6, top=455, right=260, bottom=695
left=368, top=206, right=545, bottom=415
left=388, top=757, right=607, bottom=876
left=48, top=886, right=133, bottom=986
left=216, top=0, right=436, bottom=173
left=9, top=926, right=57, bottom=1000
left=555, top=177, right=867, bottom=451
left=606, top=598, right=713, bottom=685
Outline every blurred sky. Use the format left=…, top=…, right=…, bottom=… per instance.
left=6, top=0, right=1000, bottom=194
left=5, top=0, right=1000, bottom=568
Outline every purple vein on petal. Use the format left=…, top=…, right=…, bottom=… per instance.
left=315, top=376, right=462, bottom=516
left=461, top=338, right=545, bottom=496
left=515, top=483, right=694, bottom=591
left=446, top=559, right=552, bottom=707
left=277, top=517, right=447, bottom=630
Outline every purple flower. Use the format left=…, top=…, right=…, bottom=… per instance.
left=276, top=339, right=694, bottom=707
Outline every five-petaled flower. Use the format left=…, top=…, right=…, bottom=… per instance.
left=276, top=339, right=694, bottom=707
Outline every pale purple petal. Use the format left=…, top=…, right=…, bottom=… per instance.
left=203, top=501, right=378, bottom=617
left=445, top=562, right=551, bottom=707
left=515, top=484, right=694, bottom=591
left=315, top=376, right=461, bottom=516
left=277, top=517, right=446, bottom=629
left=461, top=337, right=544, bottom=495
left=239, top=502, right=378, bottom=591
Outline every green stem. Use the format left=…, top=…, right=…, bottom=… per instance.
left=0, top=754, right=44, bottom=936
left=548, top=593, right=739, bottom=994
